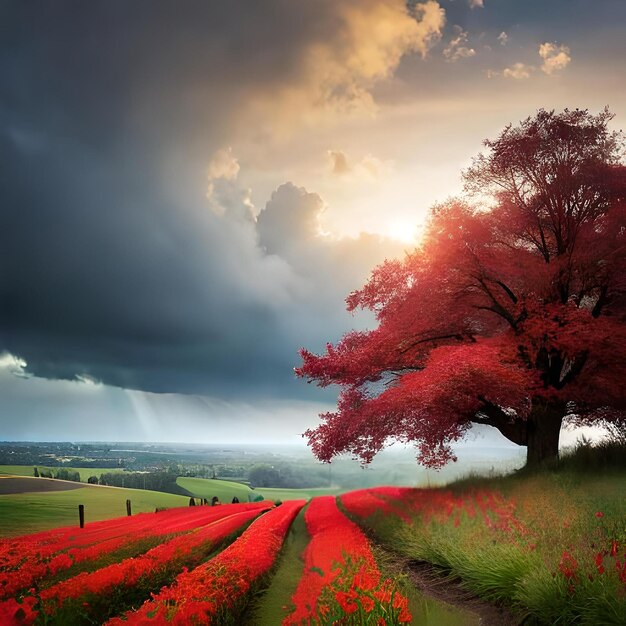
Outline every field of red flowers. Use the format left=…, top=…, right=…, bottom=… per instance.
left=0, top=496, right=416, bottom=625
left=2, top=472, right=625, bottom=625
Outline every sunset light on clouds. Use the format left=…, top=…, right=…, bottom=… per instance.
left=1, top=0, right=625, bottom=445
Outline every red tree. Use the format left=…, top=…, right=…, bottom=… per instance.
left=296, top=109, right=626, bottom=468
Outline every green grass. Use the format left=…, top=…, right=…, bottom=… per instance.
left=1, top=466, right=341, bottom=503
left=346, top=455, right=626, bottom=625
left=247, top=502, right=479, bottom=626
left=371, top=545, right=481, bottom=626
left=245, top=504, right=310, bottom=625
left=255, top=486, right=342, bottom=501
left=176, top=476, right=255, bottom=502
left=0, top=465, right=127, bottom=481
left=0, top=484, right=189, bottom=537
left=176, top=476, right=340, bottom=503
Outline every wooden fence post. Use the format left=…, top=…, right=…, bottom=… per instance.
left=78, top=504, right=85, bottom=528
left=126, top=499, right=132, bottom=516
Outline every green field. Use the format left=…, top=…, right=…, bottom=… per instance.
left=0, top=467, right=341, bottom=503
left=176, top=476, right=342, bottom=503
left=255, top=486, right=342, bottom=501
left=0, top=465, right=127, bottom=482
left=0, top=483, right=189, bottom=537
left=176, top=476, right=254, bottom=503
left=0, top=468, right=341, bottom=537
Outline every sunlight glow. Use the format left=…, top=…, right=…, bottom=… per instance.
left=385, top=218, right=419, bottom=244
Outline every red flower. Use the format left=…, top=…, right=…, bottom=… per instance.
left=595, top=511, right=604, bottom=518
left=109, top=500, right=304, bottom=625
left=335, top=591, right=358, bottom=614
left=360, top=595, right=375, bottom=612
left=558, top=551, right=578, bottom=580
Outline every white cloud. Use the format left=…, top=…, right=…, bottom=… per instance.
left=497, top=31, right=508, bottom=46
left=247, top=1, right=446, bottom=124
left=469, top=0, right=484, bottom=8
left=539, top=42, right=571, bottom=74
left=502, top=62, right=533, bottom=80
left=0, top=352, right=28, bottom=378
left=487, top=40, right=569, bottom=82
left=206, top=147, right=255, bottom=218
left=206, top=147, right=240, bottom=182
left=443, top=28, right=476, bottom=62
left=74, top=374, right=102, bottom=387
left=327, top=150, right=390, bottom=179
left=328, top=150, right=351, bottom=176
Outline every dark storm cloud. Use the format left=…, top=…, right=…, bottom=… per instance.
left=255, top=182, right=406, bottom=349
left=0, top=1, right=407, bottom=399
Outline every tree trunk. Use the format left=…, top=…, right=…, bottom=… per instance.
left=475, top=399, right=565, bottom=468
left=525, top=401, right=565, bottom=468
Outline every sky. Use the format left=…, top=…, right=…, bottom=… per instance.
left=1, top=0, right=625, bottom=448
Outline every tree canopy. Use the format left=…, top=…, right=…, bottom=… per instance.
left=296, top=108, right=626, bottom=468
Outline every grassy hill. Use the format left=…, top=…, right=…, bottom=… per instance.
left=176, top=476, right=254, bottom=502
left=0, top=468, right=342, bottom=536
left=176, top=476, right=342, bottom=503
left=0, top=480, right=189, bottom=536
left=0, top=465, right=127, bottom=481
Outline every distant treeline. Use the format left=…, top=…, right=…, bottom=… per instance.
left=95, top=470, right=188, bottom=495
left=34, top=467, right=81, bottom=482
left=33, top=465, right=189, bottom=496
left=245, top=463, right=331, bottom=489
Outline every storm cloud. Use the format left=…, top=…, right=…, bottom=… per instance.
left=0, top=1, right=413, bottom=400
left=1, top=0, right=625, bottom=442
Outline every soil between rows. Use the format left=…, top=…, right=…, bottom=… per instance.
left=0, top=476, right=84, bottom=495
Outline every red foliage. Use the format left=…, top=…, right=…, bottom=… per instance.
left=297, top=109, right=626, bottom=467
left=109, top=500, right=305, bottom=625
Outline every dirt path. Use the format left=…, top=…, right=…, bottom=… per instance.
left=377, top=545, right=523, bottom=626
left=402, top=558, right=523, bottom=626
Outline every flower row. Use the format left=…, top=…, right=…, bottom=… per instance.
left=0, top=506, right=269, bottom=625
left=0, top=502, right=270, bottom=601
left=108, top=499, right=306, bottom=624
left=283, top=495, right=411, bottom=625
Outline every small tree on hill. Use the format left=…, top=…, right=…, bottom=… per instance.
left=296, top=109, right=626, bottom=468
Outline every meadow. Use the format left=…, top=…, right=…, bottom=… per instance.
left=177, top=476, right=341, bottom=504
left=0, top=468, right=340, bottom=538
left=0, top=466, right=127, bottom=482
left=1, top=444, right=625, bottom=624
left=0, top=480, right=189, bottom=536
